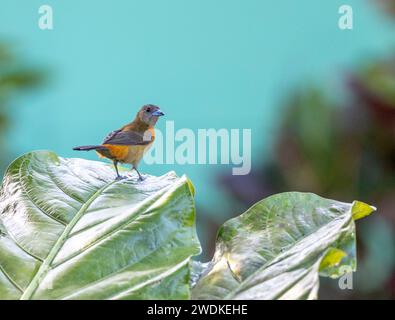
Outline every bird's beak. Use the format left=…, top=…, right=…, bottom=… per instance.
left=152, top=109, right=165, bottom=116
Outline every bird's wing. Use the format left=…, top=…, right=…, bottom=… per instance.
left=102, top=129, right=153, bottom=145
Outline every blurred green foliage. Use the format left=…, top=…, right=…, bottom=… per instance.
left=0, top=43, right=44, bottom=170
left=360, top=59, right=395, bottom=106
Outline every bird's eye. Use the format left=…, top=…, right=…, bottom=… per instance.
left=146, top=108, right=151, bottom=113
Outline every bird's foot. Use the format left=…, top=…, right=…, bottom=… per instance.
left=131, top=167, right=145, bottom=182
left=123, top=172, right=145, bottom=181
left=114, top=175, right=127, bottom=181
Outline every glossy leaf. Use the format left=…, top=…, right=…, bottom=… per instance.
left=191, top=192, right=375, bottom=300
left=0, top=151, right=200, bottom=299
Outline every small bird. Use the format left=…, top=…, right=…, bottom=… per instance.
left=73, top=104, right=164, bottom=181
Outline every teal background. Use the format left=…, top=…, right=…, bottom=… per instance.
left=0, top=0, right=394, bottom=217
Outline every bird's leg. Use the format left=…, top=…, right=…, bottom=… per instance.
left=133, top=166, right=145, bottom=181
left=113, top=160, right=125, bottom=180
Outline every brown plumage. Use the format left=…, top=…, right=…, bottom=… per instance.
left=73, top=104, right=164, bottom=181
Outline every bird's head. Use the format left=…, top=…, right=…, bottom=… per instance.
left=137, top=104, right=165, bottom=126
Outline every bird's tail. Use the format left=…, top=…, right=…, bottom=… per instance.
left=73, top=145, right=107, bottom=151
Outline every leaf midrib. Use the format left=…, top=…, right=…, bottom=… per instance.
left=20, top=180, right=117, bottom=300
left=51, top=184, right=172, bottom=269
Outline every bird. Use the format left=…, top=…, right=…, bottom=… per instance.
left=73, top=104, right=164, bottom=181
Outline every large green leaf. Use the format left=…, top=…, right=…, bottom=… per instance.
left=191, top=192, right=375, bottom=300
left=0, top=151, right=200, bottom=299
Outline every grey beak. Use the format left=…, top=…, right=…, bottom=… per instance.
left=152, top=109, right=165, bottom=116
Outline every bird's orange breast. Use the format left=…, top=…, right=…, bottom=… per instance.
left=99, top=144, right=130, bottom=161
